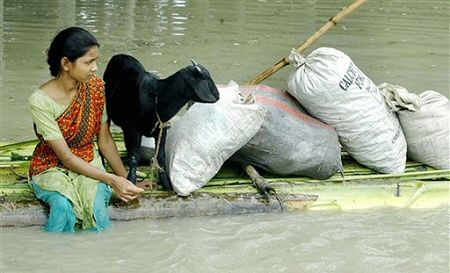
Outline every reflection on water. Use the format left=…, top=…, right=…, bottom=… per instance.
left=1, top=207, right=449, bottom=273
left=1, top=0, right=449, bottom=141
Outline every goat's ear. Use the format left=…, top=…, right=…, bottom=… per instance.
left=193, top=79, right=220, bottom=103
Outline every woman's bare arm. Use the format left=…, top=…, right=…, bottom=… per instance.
left=97, top=122, right=127, bottom=178
left=46, top=135, right=143, bottom=202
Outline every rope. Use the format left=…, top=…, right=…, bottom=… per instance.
left=149, top=96, right=171, bottom=173
left=288, top=49, right=308, bottom=68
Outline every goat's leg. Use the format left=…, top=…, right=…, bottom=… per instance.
left=156, top=127, right=173, bottom=191
left=122, top=126, right=142, bottom=184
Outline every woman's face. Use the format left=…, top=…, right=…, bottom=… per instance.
left=68, top=46, right=100, bottom=82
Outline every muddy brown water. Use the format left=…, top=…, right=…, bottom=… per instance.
left=1, top=1, right=448, bottom=272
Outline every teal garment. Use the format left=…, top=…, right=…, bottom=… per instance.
left=30, top=153, right=107, bottom=230
left=28, top=87, right=110, bottom=229
left=32, top=181, right=113, bottom=232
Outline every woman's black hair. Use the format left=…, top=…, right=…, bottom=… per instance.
left=47, top=27, right=100, bottom=77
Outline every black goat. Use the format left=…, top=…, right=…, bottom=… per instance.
left=103, top=54, right=220, bottom=190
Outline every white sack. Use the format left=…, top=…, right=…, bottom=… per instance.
left=165, top=86, right=265, bottom=196
left=379, top=83, right=450, bottom=170
left=287, top=47, right=407, bottom=173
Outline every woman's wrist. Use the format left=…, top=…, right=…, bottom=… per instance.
left=103, top=172, right=118, bottom=187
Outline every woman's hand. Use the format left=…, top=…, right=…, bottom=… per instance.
left=110, top=176, right=144, bottom=202
left=136, top=180, right=157, bottom=190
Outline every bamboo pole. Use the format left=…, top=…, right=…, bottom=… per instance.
left=247, top=0, right=367, bottom=85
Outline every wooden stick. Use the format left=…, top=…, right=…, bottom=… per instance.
left=247, top=0, right=367, bottom=85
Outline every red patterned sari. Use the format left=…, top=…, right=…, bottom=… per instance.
left=29, top=76, right=105, bottom=177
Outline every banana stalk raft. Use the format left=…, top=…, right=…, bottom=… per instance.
left=1, top=134, right=449, bottom=227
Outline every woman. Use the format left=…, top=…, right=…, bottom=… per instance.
left=28, top=27, right=143, bottom=232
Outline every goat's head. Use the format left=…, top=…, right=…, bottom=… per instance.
left=182, top=60, right=220, bottom=103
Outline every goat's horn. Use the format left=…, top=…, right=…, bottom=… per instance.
left=190, top=59, right=202, bottom=72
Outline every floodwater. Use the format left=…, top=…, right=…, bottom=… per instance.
left=0, top=0, right=449, bottom=272
left=1, top=0, right=449, bottom=141
left=1, top=208, right=449, bottom=273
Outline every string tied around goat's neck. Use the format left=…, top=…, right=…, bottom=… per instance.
left=149, top=96, right=171, bottom=174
